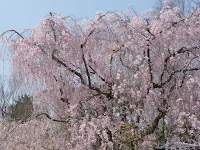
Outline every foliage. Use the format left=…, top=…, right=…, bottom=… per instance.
left=7, top=94, right=33, bottom=122
left=0, top=0, right=200, bottom=149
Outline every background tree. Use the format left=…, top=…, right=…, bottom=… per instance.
left=7, top=94, right=33, bottom=122
left=0, top=73, right=23, bottom=118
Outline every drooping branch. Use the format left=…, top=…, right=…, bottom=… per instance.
left=36, top=113, right=68, bottom=123
left=154, top=67, right=200, bottom=89
left=89, top=65, right=106, bottom=82
left=52, top=49, right=112, bottom=98
left=1, top=30, right=25, bottom=39
left=155, top=46, right=200, bottom=88
left=51, top=50, right=86, bottom=84
left=80, top=44, right=92, bottom=88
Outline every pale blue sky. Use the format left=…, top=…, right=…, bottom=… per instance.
left=0, top=0, right=157, bottom=76
left=0, top=0, right=157, bottom=32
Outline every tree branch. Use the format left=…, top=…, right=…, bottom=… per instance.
left=51, top=50, right=85, bottom=84
left=141, top=109, right=166, bottom=136
left=36, top=113, right=68, bottom=123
